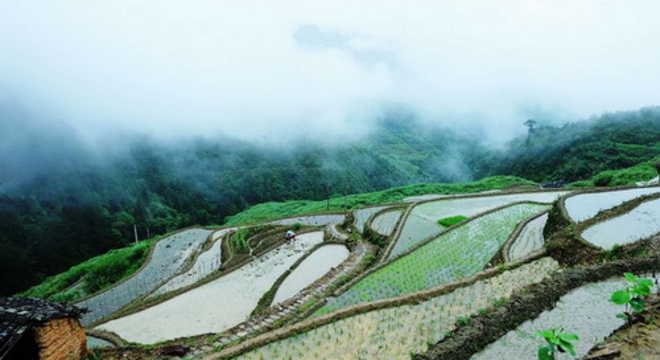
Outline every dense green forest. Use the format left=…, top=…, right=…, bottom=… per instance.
left=1, top=105, right=660, bottom=296
left=485, top=107, right=660, bottom=182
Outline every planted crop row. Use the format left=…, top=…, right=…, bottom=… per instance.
left=390, top=191, right=566, bottom=258
left=237, top=258, right=559, bottom=360
left=316, top=203, right=548, bottom=316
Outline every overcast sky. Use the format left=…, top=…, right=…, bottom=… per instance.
left=1, top=0, right=659, bottom=144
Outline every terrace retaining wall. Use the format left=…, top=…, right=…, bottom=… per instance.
left=414, top=256, right=660, bottom=360
left=545, top=191, right=660, bottom=266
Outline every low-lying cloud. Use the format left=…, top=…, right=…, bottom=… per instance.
left=1, top=0, right=659, bottom=144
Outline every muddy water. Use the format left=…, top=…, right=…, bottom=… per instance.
left=272, top=244, right=350, bottom=304
left=371, top=209, right=403, bottom=236
left=354, top=206, right=389, bottom=233
left=565, top=187, right=660, bottom=222
left=581, top=199, right=660, bottom=249
left=87, top=336, right=114, bottom=349
left=507, top=213, right=548, bottom=261
left=472, top=276, right=658, bottom=360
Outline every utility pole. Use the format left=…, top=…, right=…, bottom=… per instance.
left=133, top=224, right=138, bottom=244
left=326, top=183, right=331, bottom=210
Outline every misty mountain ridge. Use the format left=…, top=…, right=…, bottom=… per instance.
left=1, top=104, right=660, bottom=295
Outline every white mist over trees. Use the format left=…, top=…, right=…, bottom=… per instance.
left=1, top=0, right=660, bottom=144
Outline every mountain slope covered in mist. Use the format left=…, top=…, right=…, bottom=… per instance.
left=2, top=106, right=660, bottom=296
left=486, top=107, right=660, bottom=182
left=0, top=108, right=482, bottom=295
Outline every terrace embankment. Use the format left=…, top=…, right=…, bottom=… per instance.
left=545, top=191, right=660, bottom=266
left=584, top=294, right=660, bottom=360
left=414, top=256, right=660, bottom=360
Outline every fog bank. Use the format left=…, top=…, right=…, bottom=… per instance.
left=1, top=0, right=659, bottom=144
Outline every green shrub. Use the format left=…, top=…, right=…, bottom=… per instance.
left=611, top=272, right=653, bottom=318
left=436, top=215, right=468, bottom=227
left=592, top=172, right=614, bottom=187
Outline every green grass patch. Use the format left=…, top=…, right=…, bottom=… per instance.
left=18, top=240, right=153, bottom=303
left=570, top=156, right=660, bottom=188
left=224, top=176, right=536, bottom=225
left=437, top=215, right=468, bottom=227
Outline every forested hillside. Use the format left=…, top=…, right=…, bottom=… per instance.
left=2, top=106, right=660, bottom=296
left=0, top=107, right=482, bottom=295
left=485, top=107, right=660, bottom=182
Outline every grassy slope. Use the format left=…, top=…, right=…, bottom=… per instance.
left=224, top=175, right=537, bottom=225
left=570, top=156, right=660, bottom=188
left=19, top=240, right=153, bottom=302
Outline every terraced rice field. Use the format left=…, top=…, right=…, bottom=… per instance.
left=581, top=198, right=660, bottom=249
left=148, top=228, right=235, bottom=298
left=76, top=228, right=213, bottom=325
left=270, top=214, right=345, bottom=226
left=564, top=187, right=660, bottom=222
left=236, top=258, right=559, bottom=360
left=507, top=213, right=548, bottom=262
left=272, top=244, right=350, bottom=304
left=316, top=204, right=548, bottom=316
left=370, top=209, right=403, bottom=236
left=472, top=275, right=659, bottom=360
left=390, top=191, right=567, bottom=258
left=353, top=206, right=389, bottom=233
left=402, top=190, right=502, bottom=203
left=97, top=232, right=325, bottom=344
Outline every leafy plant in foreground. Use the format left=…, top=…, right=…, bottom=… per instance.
left=536, top=328, right=579, bottom=360
left=611, top=272, right=653, bottom=320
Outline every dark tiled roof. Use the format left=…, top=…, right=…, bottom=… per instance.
left=0, top=297, right=85, bottom=356
left=0, top=297, right=85, bottom=325
left=0, top=320, right=30, bottom=358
